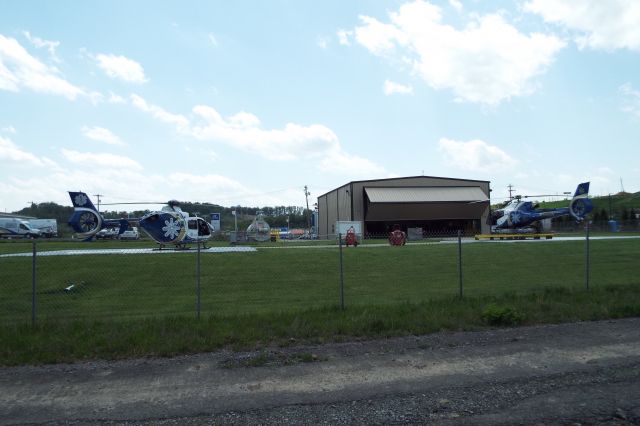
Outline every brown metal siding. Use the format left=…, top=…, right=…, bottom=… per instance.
left=318, top=176, right=491, bottom=235
left=318, top=183, right=352, bottom=236
left=365, top=202, right=487, bottom=221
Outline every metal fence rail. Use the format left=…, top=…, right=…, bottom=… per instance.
left=0, top=230, right=638, bottom=326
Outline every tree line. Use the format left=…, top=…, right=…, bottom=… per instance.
left=14, top=202, right=312, bottom=233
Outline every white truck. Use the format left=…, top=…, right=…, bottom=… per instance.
left=0, top=218, right=42, bottom=238
left=27, top=219, right=58, bottom=238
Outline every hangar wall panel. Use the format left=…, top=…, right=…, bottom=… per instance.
left=318, top=176, right=491, bottom=236
left=365, top=202, right=487, bottom=221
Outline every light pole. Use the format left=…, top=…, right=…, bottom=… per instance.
left=304, top=185, right=311, bottom=236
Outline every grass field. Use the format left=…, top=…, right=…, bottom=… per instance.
left=1, top=237, right=639, bottom=322
left=1, top=237, right=639, bottom=365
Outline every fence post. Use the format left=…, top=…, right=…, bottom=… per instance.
left=585, top=222, right=590, bottom=291
left=196, top=242, right=201, bottom=319
left=457, top=230, right=463, bottom=299
left=339, top=233, right=344, bottom=310
left=31, top=240, right=37, bottom=326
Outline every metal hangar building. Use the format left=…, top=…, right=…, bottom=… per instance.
left=317, top=176, right=491, bottom=238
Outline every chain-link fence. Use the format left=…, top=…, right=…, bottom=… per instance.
left=1, top=229, right=639, bottom=326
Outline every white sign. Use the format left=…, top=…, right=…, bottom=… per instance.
left=210, top=213, right=221, bottom=232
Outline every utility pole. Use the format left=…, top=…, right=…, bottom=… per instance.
left=93, top=194, right=103, bottom=213
left=304, top=185, right=311, bottom=235
left=507, top=184, right=515, bottom=201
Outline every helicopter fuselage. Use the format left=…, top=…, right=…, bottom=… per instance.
left=139, top=205, right=212, bottom=246
left=492, top=199, right=569, bottom=232
left=491, top=182, right=593, bottom=233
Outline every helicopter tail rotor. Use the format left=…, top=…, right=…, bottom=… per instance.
left=569, top=182, right=593, bottom=221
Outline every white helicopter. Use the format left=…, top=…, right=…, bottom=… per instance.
left=67, top=191, right=215, bottom=248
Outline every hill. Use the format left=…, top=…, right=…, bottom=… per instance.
left=536, top=191, right=640, bottom=221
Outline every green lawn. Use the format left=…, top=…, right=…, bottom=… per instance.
left=1, top=238, right=639, bottom=323
left=2, top=238, right=640, bottom=365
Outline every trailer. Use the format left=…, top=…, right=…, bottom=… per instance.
left=27, top=219, right=58, bottom=237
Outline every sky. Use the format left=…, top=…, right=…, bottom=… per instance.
left=1, top=0, right=639, bottom=213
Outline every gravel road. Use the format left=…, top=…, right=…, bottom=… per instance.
left=2, top=318, right=640, bottom=425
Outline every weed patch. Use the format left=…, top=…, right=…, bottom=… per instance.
left=481, top=304, right=524, bottom=326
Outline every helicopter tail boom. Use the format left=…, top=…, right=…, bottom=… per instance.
left=68, top=192, right=132, bottom=239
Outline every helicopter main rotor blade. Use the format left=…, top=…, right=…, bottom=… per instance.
left=523, top=193, right=572, bottom=199
left=100, top=202, right=167, bottom=206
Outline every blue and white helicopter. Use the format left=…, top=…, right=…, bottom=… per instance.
left=491, top=182, right=593, bottom=233
left=67, top=191, right=214, bottom=248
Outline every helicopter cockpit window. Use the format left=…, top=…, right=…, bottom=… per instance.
left=188, top=219, right=198, bottom=230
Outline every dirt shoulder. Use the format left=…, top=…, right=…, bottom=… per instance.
left=2, top=318, right=640, bottom=425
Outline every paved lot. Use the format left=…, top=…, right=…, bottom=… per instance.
left=2, top=318, right=640, bottom=425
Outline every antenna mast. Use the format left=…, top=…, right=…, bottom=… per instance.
left=507, top=184, right=515, bottom=200
left=620, top=178, right=625, bottom=193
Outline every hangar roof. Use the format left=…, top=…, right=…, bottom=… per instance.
left=365, top=186, right=487, bottom=203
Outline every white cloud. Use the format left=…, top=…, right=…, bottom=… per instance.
left=438, top=138, right=518, bottom=172
left=448, top=0, right=463, bottom=12
left=189, top=104, right=341, bottom=161
left=352, top=0, right=566, bottom=105
left=0, top=136, right=56, bottom=167
left=0, top=166, right=281, bottom=212
left=619, top=83, right=640, bottom=118
left=525, top=0, right=640, bottom=51
left=383, top=79, right=413, bottom=95
left=22, top=31, right=61, bottom=63
left=130, top=93, right=189, bottom=128
left=1, top=125, right=16, bottom=134
left=208, top=33, right=218, bottom=46
left=95, top=53, right=148, bottom=83
left=0, top=34, right=84, bottom=99
left=81, top=126, right=125, bottom=146
left=61, top=149, right=142, bottom=170
left=107, top=91, right=126, bottom=104
left=337, top=29, right=353, bottom=46
left=130, top=95, right=388, bottom=177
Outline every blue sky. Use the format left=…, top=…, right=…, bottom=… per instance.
left=1, top=0, right=639, bottom=212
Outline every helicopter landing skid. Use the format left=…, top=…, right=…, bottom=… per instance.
left=475, top=233, right=554, bottom=240
left=152, top=242, right=210, bottom=251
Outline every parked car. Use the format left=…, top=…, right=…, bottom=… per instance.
left=119, top=227, right=140, bottom=240
left=95, top=228, right=119, bottom=240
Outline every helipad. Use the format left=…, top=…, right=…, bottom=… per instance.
left=0, top=246, right=257, bottom=258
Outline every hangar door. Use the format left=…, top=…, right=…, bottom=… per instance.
left=364, top=186, right=488, bottom=236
